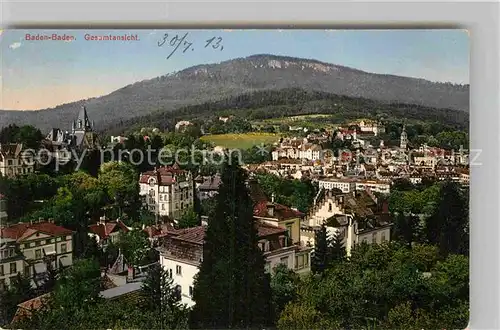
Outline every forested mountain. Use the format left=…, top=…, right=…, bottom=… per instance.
left=0, top=54, right=469, bottom=133
left=103, top=88, right=469, bottom=136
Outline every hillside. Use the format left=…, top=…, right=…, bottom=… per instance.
left=103, top=88, right=469, bottom=136
left=0, top=54, right=469, bottom=133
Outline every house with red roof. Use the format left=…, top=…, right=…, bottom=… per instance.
left=0, top=220, right=73, bottom=290
left=88, top=216, right=131, bottom=247
left=139, top=164, right=194, bottom=220
left=247, top=179, right=305, bottom=246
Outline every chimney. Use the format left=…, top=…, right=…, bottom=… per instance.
left=267, top=203, right=275, bottom=217
left=382, top=200, right=389, bottom=214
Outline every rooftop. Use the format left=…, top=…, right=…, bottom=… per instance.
left=1, top=221, right=73, bottom=242
left=88, top=220, right=130, bottom=240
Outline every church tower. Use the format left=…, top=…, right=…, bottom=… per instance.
left=73, top=105, right=93, bottom=134
left=71, top=105, right=98, bottom=149
left=400, top=125, right=408, bottom=150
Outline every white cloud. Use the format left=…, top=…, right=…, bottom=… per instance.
left=9, top=42, right=22, bottom=50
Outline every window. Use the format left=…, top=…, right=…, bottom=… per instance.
left=61, top=243, right=67, bottom=254
left=0, top=279, right=5, bottom=291
left=372, top=233, right=377, bottom=244
left=285, top=224, right=293, bottom=241
left=176, top=265, right=182, bottom=276
left=0, top=265, right=3, bottom=276
left=35, top=249, right=42, bottom=259
left=328, top=203, right=332, bottom=212
left=175, top=285, right=182, bottom=296
left=24, top=265, right=31, bottom=276
left=35, top=241, right=41, bottom=246
left=295, top=255, right=305, bottom=270
left=10, top=263, right=17, bottom=274
left=381, top=233, right=386, bottom=242
left=24, top=243, right=30, bottom=249
left=169, top=269, right=173, bottom=278
left=189, top=286, right=193, bottom=297
left=280, top=256, right=289, bottom=266
left=8, top=249, right=14, bottom=257
left=162, top=204, right=165, bottom=210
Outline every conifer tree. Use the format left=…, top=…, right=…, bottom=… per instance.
left=190, top=155, right=271, bottom=329
left=425, top=180, right=468, bottom=256
left=140, top=263, right=187, bottom=329
left=311, top=224, right=333, bottom=274
left=330, top=229, right=346, bottom=262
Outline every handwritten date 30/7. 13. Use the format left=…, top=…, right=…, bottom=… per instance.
left=157, top=32, right=223, bottom=59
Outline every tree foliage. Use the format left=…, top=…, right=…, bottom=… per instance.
left=190, top=157, right=272, bottom=329
left=140, top=263, right=188, bottom=329
left=278, top=243, right=469, bottom=330
left=255, top=173, right=317, bottom=213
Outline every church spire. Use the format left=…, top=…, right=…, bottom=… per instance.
left=400, top=123, right=408, bottom=150
left=75, top=105, right=92, bottom=131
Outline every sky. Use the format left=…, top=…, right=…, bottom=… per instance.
left=0, top=29, right=469, bottom=111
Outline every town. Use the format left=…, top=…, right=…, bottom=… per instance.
left=0, top=102, right=469, bottom=329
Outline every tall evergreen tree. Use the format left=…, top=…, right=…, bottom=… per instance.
left=330, top=229, right=346, bottom=262
left=425, top=180, right=468, bottom=256
left=311, top=224, right=333, bottom=274
left=190, top=155, right=272, bottom=329
left=140, top=263, right=187, bottom=329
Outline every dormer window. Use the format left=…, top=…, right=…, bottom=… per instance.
left=78, top=120, right=82, bottom=128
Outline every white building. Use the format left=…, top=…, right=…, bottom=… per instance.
left=357, top=120, right=385, bottom=136
left=139, top=164, right=194, bottom=219
left=0, top=143, right=34, bottom=178
left=158, top=223, right=312, bottom=307
left=0, top=220, right=73, bottom=290
left=110, top=136, right=128, bottom=144
left=318, top=178, right=356, bottom=193
left=301, top=189, right=392, bottom=256
left=355, top=180, right=391, bottom=194
left=175, top=121, right=193, bottom=132
left=271, top=138, right=323, bottom=162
